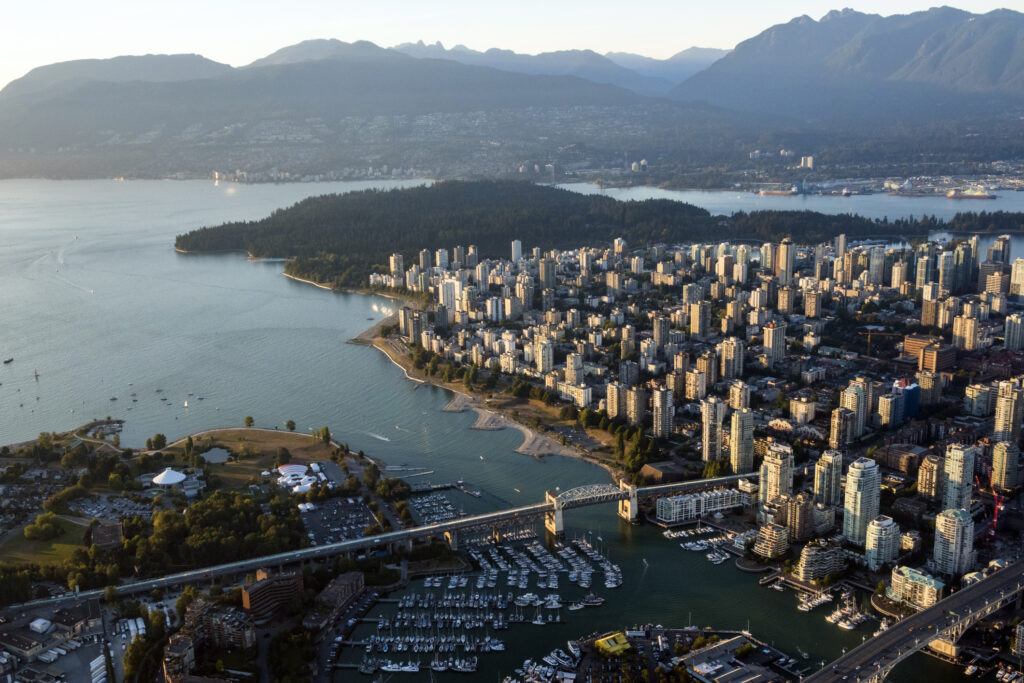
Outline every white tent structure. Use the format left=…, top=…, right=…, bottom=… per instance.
left=152, top=468, right=186, bottom=487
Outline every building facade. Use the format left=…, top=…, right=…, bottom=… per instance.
left=758, top=443, right=794, bottom=506
left=865, top=516, right=900, bottom=571
left=843, top=458, right=881, bottom=547
left=888, top=566, right=945, bottom=609
left=942, top=443, right=977, bottom=511
left=933, top=508, right=975, bottom=577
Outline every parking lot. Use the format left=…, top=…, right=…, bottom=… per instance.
left=38, top=637, right=105, bottom=683
left=300, top=497, right=374, bottom=546
left=70, top=495, right=153, bottom=521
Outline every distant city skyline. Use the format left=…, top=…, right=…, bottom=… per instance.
left=0, top=1, right=1014, bottom=90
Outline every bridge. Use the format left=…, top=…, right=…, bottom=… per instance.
left=806, top=561, right=1024, bottom=682
left=542, top=472, right=758, bottom=537
left=1, top=472, right=757, bottom=615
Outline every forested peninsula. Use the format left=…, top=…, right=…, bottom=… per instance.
left=174, top=180, right=1024, bottom=288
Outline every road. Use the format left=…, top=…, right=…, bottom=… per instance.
left=806, top=562, right=1024, bottom=682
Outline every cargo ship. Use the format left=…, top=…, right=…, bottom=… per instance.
left=759, top=186, right=798, bottom=196
left=947, top=188, right=995, bottom=199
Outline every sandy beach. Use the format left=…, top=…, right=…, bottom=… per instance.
left=442, top=391, right=579, bottom=458
left=344, top=313, right=616, bottom=474
left=283, top=272, right=334, bottom=291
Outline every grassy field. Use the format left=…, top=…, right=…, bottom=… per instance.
left=168, top=429, right=335, bottom=488
left=0, top=517, right=87, bottom=565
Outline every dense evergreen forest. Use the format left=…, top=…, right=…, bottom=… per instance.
left=174, top=181, right=1024, bottom=288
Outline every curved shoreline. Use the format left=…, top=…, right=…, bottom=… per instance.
left=381, top=342, right=618, bottom=479
left=283, top=272, right=334, bottom=291
left=255, top=263, right=616, bottom=480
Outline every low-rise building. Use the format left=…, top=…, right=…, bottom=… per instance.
left=655, top=489, right=743, bottom=524
left=0, top=631, right=47, bottom=662
left=753, top=523, right=790, bottom=559
left=888, top=566, right=945, bottom=609
left=242, top=568, right=303, bottom=624
left=794, top=539, right=847, bottom=582
left=162, top=633, right=196, bottom=683
left=184, top=598, right=255, bottom=650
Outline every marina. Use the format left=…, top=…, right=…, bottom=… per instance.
left=407, top=492, right=466, bottom=525
left=662, top=522, right=738, bottom=564
left=334, top=536, right=621, bottom=675
left=824, top=590, right=875, bottom=631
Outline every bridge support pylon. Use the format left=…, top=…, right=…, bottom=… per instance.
left=617, top=480, right=638, bottom=523
left=929, top=638, right=960, bottom=659
left=544, top=491, right=564, bottom=538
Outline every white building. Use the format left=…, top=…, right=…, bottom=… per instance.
left=994, top=379, right=1024, bottom=444
left=655, top=489, right=742, bottom=524
left=840, top=384, right=867, bottom=438
left=701, top=397, right=727, bottom=462
left=652, top=387, right=674, bottom=438
left=758, top=443, right=794, bottom=506
left=606, top=382, right=625, bottom=420
left=685, top=369, right=707, bottom=401
left=534, top=338, right=554, bottom=374
left=1005, top=313, right=1024, bottom=351
left=888, top=566, right=944, bottom=609
left=728, top=380, right=750, bottom=410
left=789, top=396, right=816, bottom=424
left=942, top=443, right=977, bottom=511
left=865, top=515, right=900, bottom=571
left=718, top=337, right=744, bottom=379
left=933, top=508, right=974, bottom=577
left=813, top=450, right=843, bottom=508
left=763, top=322, right=786, bottom=366
left=843, top=457, right=880, bottom=547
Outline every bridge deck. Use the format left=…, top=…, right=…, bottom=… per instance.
left=805, top=562, right=1024, bottom=682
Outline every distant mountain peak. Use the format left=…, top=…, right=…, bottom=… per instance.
left=1, top=53, right=233, bottom=99
left=821, top=8, right=866, bottom=22
left=245, top=39, right=403, bottom=69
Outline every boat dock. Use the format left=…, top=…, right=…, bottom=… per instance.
left=409, top=481, right=459, bottom=493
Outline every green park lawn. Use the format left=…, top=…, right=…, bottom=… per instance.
left=0, top=517, right=86, bottom=565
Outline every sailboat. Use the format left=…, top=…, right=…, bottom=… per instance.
left=184, top=400, right=188, bottom=408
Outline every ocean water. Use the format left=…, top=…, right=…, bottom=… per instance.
left=558, top=182, right=1024, bottom=222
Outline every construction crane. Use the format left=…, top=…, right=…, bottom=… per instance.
left=856, top=329, right=901, bottom=357
left=975, top=460, right=1006, bottom=546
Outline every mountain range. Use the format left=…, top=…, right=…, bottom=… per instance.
left=389, top=41, right=727, bottom=96
left=4, top=6, right=1024, bottom=126
left=0, top=42, right=641, bottom=151
left=1, top=6, right=1024, bottom=178
left=674, top=7, right=1024, bottom=119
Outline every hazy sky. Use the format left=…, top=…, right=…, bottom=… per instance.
left=1, top=1, right=1017, bottom=89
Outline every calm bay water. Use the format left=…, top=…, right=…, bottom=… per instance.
left=558, top=182, right=1024, bottom=221
left=0, top=179, right=973, bottom=681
